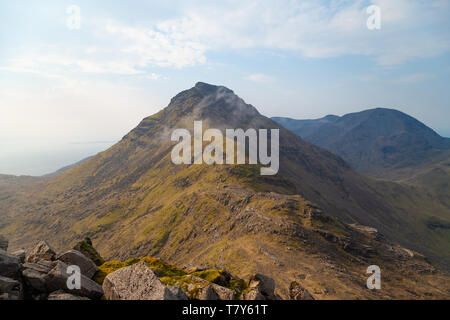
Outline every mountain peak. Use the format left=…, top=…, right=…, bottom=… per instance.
left=194, top=82, right=233, bottom=95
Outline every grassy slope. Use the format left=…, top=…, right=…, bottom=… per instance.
left=0, top=83, right=449, bottom=298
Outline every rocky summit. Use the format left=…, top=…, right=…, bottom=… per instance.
left=0, top=236, right=283, bottom=300
left=0, top=83, right=449, bottom=299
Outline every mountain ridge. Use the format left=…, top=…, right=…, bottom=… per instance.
left=1, top=83, right=449, bottom=298
left=273, top=108, right=450, bottom=175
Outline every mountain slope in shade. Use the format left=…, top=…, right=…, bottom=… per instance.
left=272, top=108, right=450, bottom=176
left=0, top=83, right=449, bottom=298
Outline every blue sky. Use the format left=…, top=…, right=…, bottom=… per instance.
left=1, top=0, right=449, bottom=175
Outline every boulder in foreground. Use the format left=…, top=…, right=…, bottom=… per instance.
left=102, top=261, right=186, bottom=300
left=0, top=235, right=8, bottom=251
left=44, top=261, right=103, bottom=299
left=57, top=249, right=98, bottom=279
left=289, top=281, right=314, bottom=300
left=25, top=241, right=56, bottom=263
left=0, top=251, right=20, bottom=278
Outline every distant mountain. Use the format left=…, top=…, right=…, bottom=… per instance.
left=273, top=108, right=450, bottom=176
left=1, top=85, right=449, bottom=298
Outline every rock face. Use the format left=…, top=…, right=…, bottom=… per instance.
left=289, top=281, right=314, bottom=300
left=211, top=284, right=234, bottom=300
left=0, top=235, right=8, bottom=251
left=167, top=286, right=189, bottom=300
left=0, top=248, right=21, bottom=300
left=244, top=274, right=276, bottom=300
left=0, top=237, right=106, bottom=300
left=0, top=275, right=20, bottom=300
left=57, top=250, right=98, bottom=279
left=0, top=235, right=279, bottom=301
left=11, top=249, right=26, bottom=263
left=102, top=261, right=184, bottom=300
left=22, top=261, right=55, bottom=292
left=243, top=289, right=266, bottom=300
left=0, top=276, right=19, bottom=292
left=198, top=285, right=220, bottom=300
left=73, top=237, right=104, bottom=266
left=0, top=251, right=20, bottom=278
left=25, top=241, right=56, bottom=263
left=44, top=261, right=103, bottom=299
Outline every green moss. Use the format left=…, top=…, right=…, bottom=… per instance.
left=78, top=237, right=105, bottom=266
left=159, top=275, right=209, bottom=299
left=93, top=256, right=186, bottom=285
left=140, top=256, right=186, bottom=277
left=191, top=269, right=230, bottom=286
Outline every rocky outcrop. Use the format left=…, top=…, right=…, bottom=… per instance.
left=289, top=281, right=314, bottom=300
left=0, top=235, right=8, bottom=251
left=167, top=286, right=189, bottom=300
left=243, top=274, right=276, bottom=300
left=0, top=275, right=20, bottom=300
left=198, top=285, right=220, bottom=300
left=211, top=284, right=234, bottom=300
left=25, top=241, right=56, bottom=263
left=57, top=249, right=98, bottom=279
left=0, top=250, right=20, bottom=278
left=243, top=289, right=266, bottom=300
left=0, top=235, right=282, bottom=301
left=0, top=250, right=21, bottom=300
left=73, top=237, right=104, bottom=266
left=102, top=261, right=185, bottom=300
left=0, top=236, right=105, bottom=300
left=11, top=249, right=26, bottom=263
left=22, top=260, right=55, bottom=292
left=44, top=261, right=103, bottom=299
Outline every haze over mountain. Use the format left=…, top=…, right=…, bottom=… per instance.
left=1, top=83, right=449, bottom=298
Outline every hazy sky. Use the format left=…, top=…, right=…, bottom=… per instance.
left=1, top=0, right=449, bottom=175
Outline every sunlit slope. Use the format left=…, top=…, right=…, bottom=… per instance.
left=0, top=82, right=449, bottom=291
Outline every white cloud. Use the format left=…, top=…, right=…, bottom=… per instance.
left=245, top=73, right=274, bottom=83
left=2, top=0, right=448, bottom=79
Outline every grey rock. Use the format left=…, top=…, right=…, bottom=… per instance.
left=48, top=290, right=90, bottom=300
left=167, top=286, right=189, bottom=300
left=0, top=293, right=9, bottom=300
left=289, top=281, right=314, bottom=300
left=0, top=250, right=20, bottom=278
left=198, top=285, right=220, bottom=300
left=57, top=249, right=99, bottom=279
left=211, top=284, right=234, bottom=300
left=22, top=268, right=48, bottom=292
left=44, top=261, right=103, bottom=299
left=0, top=275, right=19, bottom=293
left=11, top=249, right=26, bottom=263
left=23, top=260, right=55, bottom=274
left=25, top=241, right=56, bottom=263
left=248, top=274, right=276, bottom=299
left=0, top=235, right=8, bottom=251
left=22, top=260, right=56, bottom=293
left=243, top=288, right=266, bottom=300
left=102, top=261, right=180, bottom=300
